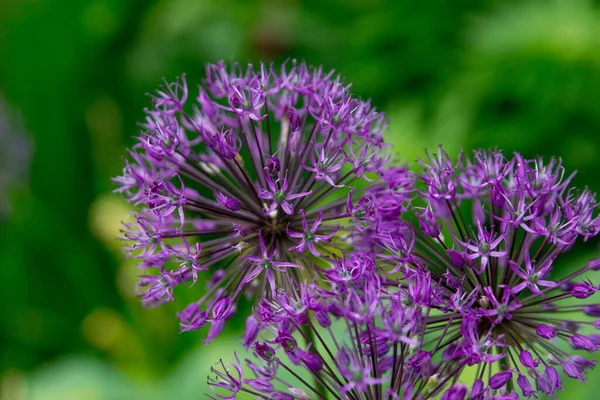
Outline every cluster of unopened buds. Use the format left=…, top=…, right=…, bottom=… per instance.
left=115, top=60, right=600, bottom=399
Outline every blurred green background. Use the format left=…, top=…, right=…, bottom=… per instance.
left=1, top=0, right=600, bottom=398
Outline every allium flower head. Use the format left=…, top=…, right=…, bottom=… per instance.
left=359, top=146, right=600, bottom=398
left=114, top=61, right=389, bottom=341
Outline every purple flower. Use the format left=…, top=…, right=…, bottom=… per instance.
left=517, top=374, right=535, bottom=398
left=258, top=172, right=311, bottom=215
left=242, top=233, right=300, bottom=295
left=152, top=74, right=188, bottom=114
left=509, top=251, right=557, bottom=295
left=206, top=354, right=242, bottom=400
left=296, top=349, right=323, bottom=372
left=177, top=302, right=207, bottom=332
left=215, top=192, right=242, bottom=211
left=418, top=145, right=461, bottom=200
left=115, top=61, right=390, bottom=341
left=571, top=281, right=599, bottom=299
left=563, top=360, right=589, bottom=382
left=440, top=384, right=467, bottom=400
left=287, top=210, right=339, bottom=256
left=489, top=370, right=513, bottom=390
left=461, top=222, right=506, bottom=273
left=416, top=204, right=442, bottom=237
left=242, top=315, right=259, bottom=348
left=301, top=148, right=345, bottom=187
left=254, top=342, right=276, bottom=362
left=205, top=298, right=233, bottom=344
left=536, top=365, right=563, bottom=397
left=536, top=324, right=556, bottom=339
left=266, top=156, right=281, bottom=175
left=519, top=350, right=538, bottom=368
left=571, top=334, right=598, bottom=352
left=584, top=304, right=600, bottom=317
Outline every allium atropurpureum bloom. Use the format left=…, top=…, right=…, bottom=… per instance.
left=355, top=147, right=600, bottom=398
left=114, top=61, right=388, bottom=342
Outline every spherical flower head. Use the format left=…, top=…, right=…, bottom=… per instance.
left=357, top=146, right=600, bottom=397
left=114, top=61, right=390, bottom=342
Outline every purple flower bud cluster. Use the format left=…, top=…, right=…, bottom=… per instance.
left=114, top=61, right=389, bottom=343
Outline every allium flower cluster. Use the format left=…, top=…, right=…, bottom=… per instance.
left=114, top=61, right=388, bottom=342
left=116, top=59, right=600, bottom=399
